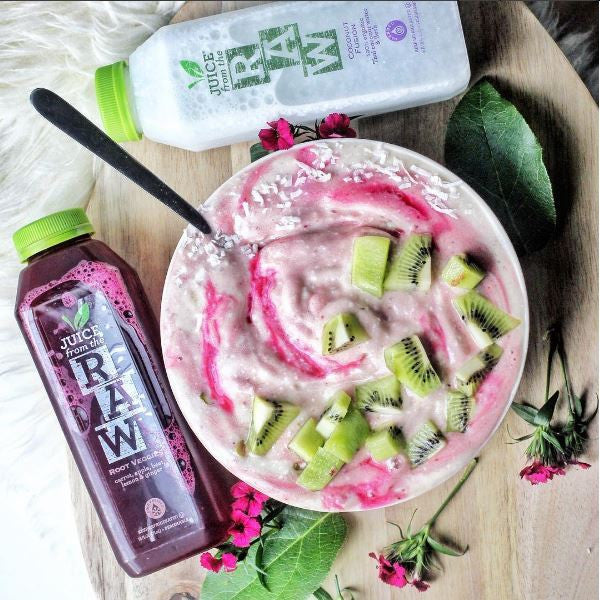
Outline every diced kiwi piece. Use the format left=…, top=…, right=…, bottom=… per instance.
left=385, top=335, right=441, bottom=397
left=453, top=291, right=521, bottom=348
left=288, top=418, right=325, bottom=462
left=351, top=235, right=391, bottom=297
left=441, top=254, right=485, bottom=289
left=316, top=390, right=352, bottom=438
left=297, top=447, right=345, bottom=491
left=446, top=390, right=475, bottom=433
left=408, top=420, right=446, bottom=467
left=247, top=396, right=299, bottom=455
left=366, top=426, right=407, bottom=462
left=322, top=312, right=369, bottom=355
left=355, top=375, right=403, bottom=414
left=323, top=408, right=370, bottom=462
left=455, top=344, right=503, bottom=395
left=384, top=233, right=432, bottom=292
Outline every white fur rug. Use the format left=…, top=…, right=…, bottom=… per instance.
left=0, top=3, right=182, bottom=599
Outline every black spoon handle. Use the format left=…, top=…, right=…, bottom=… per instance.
left=30, top=88, right=211, bottom=234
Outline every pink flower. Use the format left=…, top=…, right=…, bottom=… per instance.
left=61, top=292, right=77, bottom=308
left=230, top=481, right=269, bottom=517
left=369, top=552, right=409, bottom=588
left=259, top=118, right=295, bottom=151
left=519, top=461, right=566, bottom=485
left=569, top=460, right=591, bottom=470
left=228, top=510, right=261, bottom=547
left=319, top=113, right=357, bottom=139
left=412, top=579, right=430, bottom=592
left=200, top=551, right=238, bottom=573
left=221, top=553, right=238, bottom=572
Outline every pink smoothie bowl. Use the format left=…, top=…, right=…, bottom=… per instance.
left=160, top=139, right=530, bottom=512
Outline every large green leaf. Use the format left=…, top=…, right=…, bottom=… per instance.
left=201, top=507, right=347, bottom=600
left=445, top=80, right=555, bottom=255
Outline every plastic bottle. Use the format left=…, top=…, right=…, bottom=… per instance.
left=13, top=209, right=231, bottom=577
left=95, top=1, right=470, bottom=151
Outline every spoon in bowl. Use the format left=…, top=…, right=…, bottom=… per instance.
left=29, top=88, right=211, bottom=234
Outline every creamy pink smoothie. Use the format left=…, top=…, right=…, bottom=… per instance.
left=161, top=139, right=528, bottom=511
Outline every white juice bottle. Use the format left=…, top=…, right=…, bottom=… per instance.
left=95, top=1, right=470, bottom=152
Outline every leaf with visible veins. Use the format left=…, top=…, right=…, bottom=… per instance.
left=445, top=80, right=555, bottom=255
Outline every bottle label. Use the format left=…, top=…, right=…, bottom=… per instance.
left=179, top=22, right=344, bottom=95
left=174, top=3, right=436, bottom=97
left=21, top=261, right=201, bottom=551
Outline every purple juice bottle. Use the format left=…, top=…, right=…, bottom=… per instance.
left=13, top=208, right=231, bottom=577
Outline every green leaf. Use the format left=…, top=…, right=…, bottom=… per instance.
left=534, top=390, right=560, bottom=426
left=61, top=315, right=74, bottom=330
left=255, top=539, right=269, bottom=591
left=445, top=80, right=555, bottom=255
left=250, top=142, right=270, bottom=163
left=511, top=402, right=539, bottom=426
left=73, top=302, right=90, bottom=330
left=541, top=429, right=564, bottom=454
left=179, top=59, right=204, bottom=79
left=312, top=588, right=334, bottom=600
left=202, top=507, right=347, bottom=600
left=427, top=536, right=466, bottom=557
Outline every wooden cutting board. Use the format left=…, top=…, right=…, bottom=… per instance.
left=79, top=2, right=598, bottom=599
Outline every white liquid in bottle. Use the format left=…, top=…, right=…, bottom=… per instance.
left=95, top=1, right=470, bottom=152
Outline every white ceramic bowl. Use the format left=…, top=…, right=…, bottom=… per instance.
left=161, top=139, right=529, bottom=511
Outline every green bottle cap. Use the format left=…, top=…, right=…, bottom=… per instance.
left=95, top=60, right=142, bottom=142
left=13, top=208, right=95, bottom=262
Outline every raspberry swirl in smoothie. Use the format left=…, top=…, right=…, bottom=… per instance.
left=161, top=139, right=528, bottom=511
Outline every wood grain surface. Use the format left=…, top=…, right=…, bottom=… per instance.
left=77, top=2, right=599, bottom=599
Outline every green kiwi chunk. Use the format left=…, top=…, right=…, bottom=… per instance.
left=408, top=420, right=446, bottom=466
left=441, top=254, right=485, bottom=289
left=288, top=418, right=325, bottom=462
left=455, top=344, right=503, bottom=395
left=321, top=312, right=369, bottom=356
left=453, top=291, right=521, bottom=348
left=297, top=447, right=345, bottom=491
left=316, top=390, right=352, bottom=438
left=446, top=390, right=475, bottom=433
left=384, top=335, right=441, bottom=397
left=355, top=375, right=403, bottom=413
left=247, top=396, right=299, bottom=456
left=351, top=235, right=391, bottom=297
left=366, top=426, right=407, bottom=462
left=384, top=233, right=432, bottom=292
left=323, top=407, right=370, bottom=462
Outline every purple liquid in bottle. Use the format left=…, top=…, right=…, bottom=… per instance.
left=14, top=209, right=231, bottom=577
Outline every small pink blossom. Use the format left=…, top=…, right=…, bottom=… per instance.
left=200, top=551, right=238, bottom=573
left=61, top=292, right=77, bottom=308
left=519, top=461, right=566, bottom=485
left=200, top=552, right=221, bottom=573
left=319, top=113, right=357, bottom=139
left=569, top=460, right=591, bottom=470
left=230, top=481, right=269, bottom=517
left=221, top=553, right=238, bottom=572
left=259, top=118, right=295, bottom=151
left=369, top=552, right=409, bottom=588
left=228, top=510, right=261, bottom=547
left=412, top=579, right=430, bottom=592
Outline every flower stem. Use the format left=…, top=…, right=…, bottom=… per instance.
left=544, top=337, right=555, bottom=404
left=426, top=459, right=477, bottom=526
left=261, top=502, right=285, bottom=526
left=556, top=339, right=575, bottom=414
